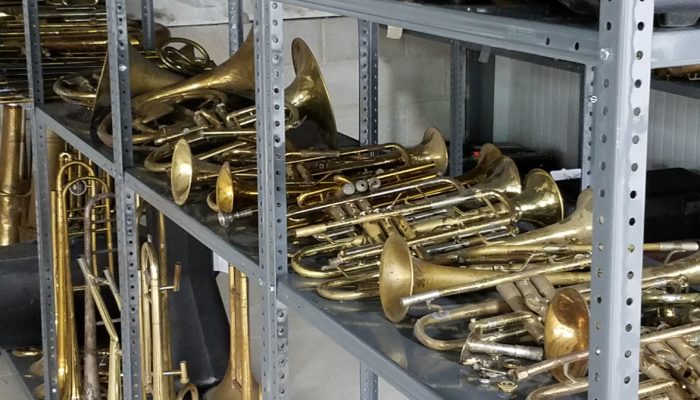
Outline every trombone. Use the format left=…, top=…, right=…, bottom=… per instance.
left=203, top=265, right=261, bottom=400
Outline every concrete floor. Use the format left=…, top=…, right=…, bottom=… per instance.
left=0, top=350, right=34, bottom=400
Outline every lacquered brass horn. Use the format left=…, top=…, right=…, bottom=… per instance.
left=379, top=234, right=593, bottom=322
left=0, top=104, right=31, bottom=246
left=292, top=155, right=521, bottom=239
left=215, top=128, right=449, bottom=214
left=286, top=38, right=337, bottom=147
left=204, top=266, right=261, bottom=400
left=543, top=288, right=589, bottom=382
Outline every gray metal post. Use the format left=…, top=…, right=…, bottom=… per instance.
left=229, top=0, right=244, bottom=53
left=358, top=20, right=378, bottom=145
left=254, top=1, right=290, bottom=399
left=23, top=0, right=58, bottom=397
left=588, top=0, right=654, bottom=398
left=106, top=0, right=142, bottom=397
left=360, top=363, right=379, bottom=400
left=579, top=64, right=595, bottom=189
left=450, top=41, right=466, bottom=176
left=140, top=0, right=156, bottom=50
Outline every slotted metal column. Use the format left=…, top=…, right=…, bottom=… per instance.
left=229, top=0, right=244, bottom=53
left=588, top=0, right=654, bottom=398
left=450, top=41, right=466, bottom=176
left=358, top=20, right=378, bottom=145
left=580, top=64, right=595, bottom=189
left=106, top=0, right=142, bottom=397
left=254, top=1, right=290, bottom=399
left=23, top=0, right=57, bottom=395
left=140, top=0, right=155, bottom=50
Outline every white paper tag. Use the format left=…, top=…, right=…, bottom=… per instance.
left=550, top=168, right=582, bottom=181
left=212, top=252, right=229, bottom=273
left=386, top=25, right=403, bottom=40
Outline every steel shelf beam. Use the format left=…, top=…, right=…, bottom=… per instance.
left=123, top=170, right=262, bottom=282
left=35, top=106, right=116, bottom=176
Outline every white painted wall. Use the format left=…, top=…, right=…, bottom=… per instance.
left=169, top=18, right=450, bottom=148
left=494, top=56, right=700, bottom=171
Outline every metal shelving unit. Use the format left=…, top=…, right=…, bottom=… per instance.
left=21, top=0, right=700, bottom=399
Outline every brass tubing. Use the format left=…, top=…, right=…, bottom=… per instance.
left=525, top=378, right=678, bottom=400
left=511, top=321, right=700, bottom=382
left=0, top=104, right=30, bottom=245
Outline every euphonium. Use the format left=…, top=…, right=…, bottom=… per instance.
left=0, top=104, right=31, bottom=246
left=204, top=266, right=261, bottom=400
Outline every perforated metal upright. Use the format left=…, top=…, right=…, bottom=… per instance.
left=254, top=1, right=290, bottom=399
left=357, top=19, right=380, bottom=400
left=105, top=0, right=143, bottom=397
left=22, top=0, right=59, bottom=397
left=588, top=0, right=654, bottom=398
left=449, top=41, right=466, bottom=176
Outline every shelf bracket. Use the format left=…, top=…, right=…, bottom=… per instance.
left=254, top=1, right=290, bottom=399
left=588, top=0, right=654, bottom=398
left=358, top=20, right=379, bottom=145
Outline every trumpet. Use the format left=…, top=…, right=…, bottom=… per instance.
left=213, top=127, right=449, bottom=213
left=291, top=154, right=521, bottom=239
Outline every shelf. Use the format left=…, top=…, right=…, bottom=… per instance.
left=125, top=167, right=263, bottom=281
left=278, top=274, right=557, bottom=400
left=36, top=103, right=116, bottom=176
left=280, top=0, right=700, bottom=68
left=652, top=78, right=700, bottom=99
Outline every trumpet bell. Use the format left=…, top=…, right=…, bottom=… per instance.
left=170, top=139, right=198, bottom=205
left=286, top=38, right=337, bottom=148
left=471, top=155, right=522, bottom=198
left=408, top=128, right=448, bottom=175
left=544, top=288, right=589, bottom=382
left=215, top=162, right=258, bottom=215
left=379, top=235, right=416, bottom=323
left=458, top=143, right=503, bottom=185
left=513, top=169, right=564, bottom=227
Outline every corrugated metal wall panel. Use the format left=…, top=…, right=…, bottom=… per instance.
left=493, top=56, right=581, bottom=167
left=494, top=57, right=700, bottom=172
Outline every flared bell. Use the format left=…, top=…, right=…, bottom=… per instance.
left=511, top=169, right=564, bottom=227
left=170, top=139, right=219, bottom=205
left=132, top=28, right=255, bottom=111
left=406, top=128, right=449, bottom=175
left=215, top=162, right=258, bottom=214
left=90, top=45, right=184, bottom=126
left=379, top=235, right=592, bottom=323
left=285, top=38, right=337, bottom=148
left=471, top=156, right=522, bottom=198
left=544, top=288, right=589, bottom=382
left=457, top=143, right=504, bottom=186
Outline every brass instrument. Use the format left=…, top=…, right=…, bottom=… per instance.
left=0, top=104, right=31, bottom=245
left=141, top=241, right=199, bottom=400
left=52, top=154, right=112, bottom=400
left=82, top=192, right=116, bottom=400
left=291, top=154, right=521, bottom=240
left=213, top=127, right=449, bottom=213
left=77, top=256, right=121, bottom=400
left=204, top=266, right=261, bottom=400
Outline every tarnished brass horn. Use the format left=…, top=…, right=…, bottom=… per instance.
left=203, top=266, right=261, bottom=400
left=292, top=155, right=521, bottom=240
left=215, top=128, right=449, bottom=214
left=0, top=104, right=31, bottom=246
left=458, top=143, right=504, bottom=186
left=379, top=234, right=592, bottom=323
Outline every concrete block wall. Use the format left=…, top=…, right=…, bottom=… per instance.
left=170, top=17, right=451, bottom=147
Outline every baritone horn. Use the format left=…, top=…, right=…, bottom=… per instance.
left=204, top=265, right=260, bottom=400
